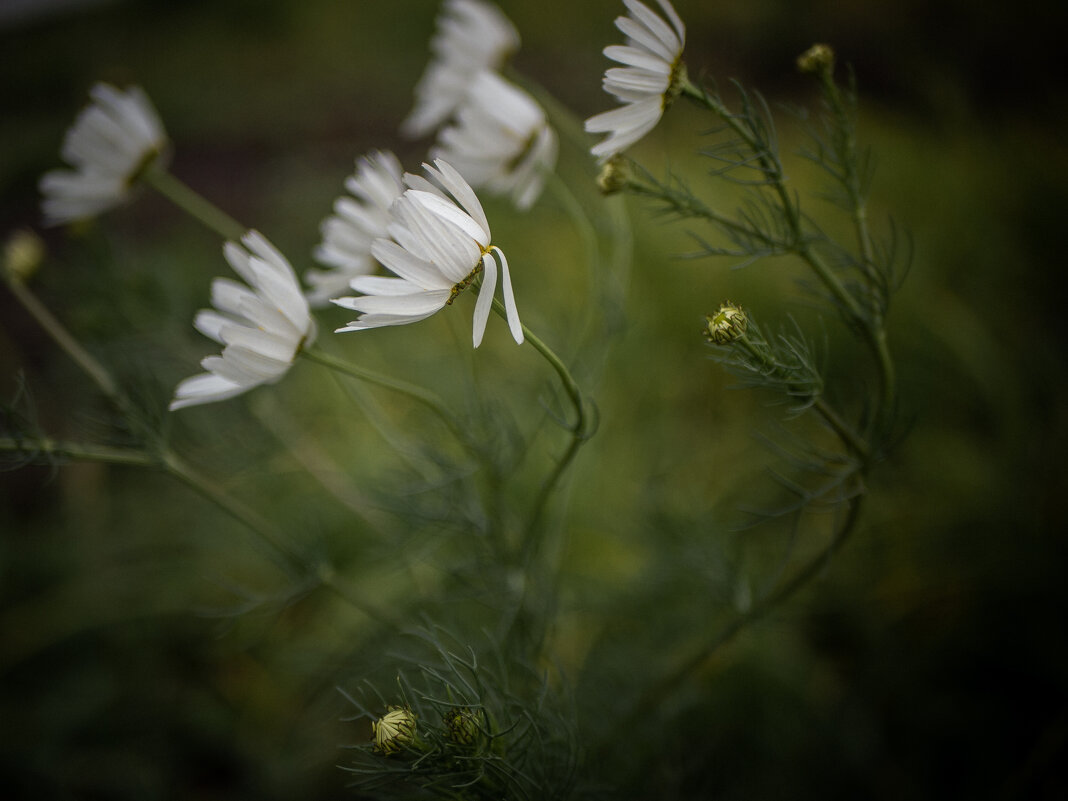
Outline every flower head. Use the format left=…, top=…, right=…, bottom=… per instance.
left=705, top=302, right=748, bottom=345
left=372, top=706, right=418, bottom=755
left=333, top=159, right=523, bottom=348
left=797, top=43, right=835, bottom=76
left=40, top=83, right=168, bottom=226
left=402, top=0, right=520, bottom=139
left=585, top=0, right=687, bottom=161
left=431, top=70, right=557, bottom=210
left=170, top=231, right=315, bottom=411
left=306, top=150, right=405, bottom=307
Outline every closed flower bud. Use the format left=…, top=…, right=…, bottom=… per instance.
left=797, top=43, right=835, bottom=76
left=372, top=706, right=417, bottom=755
left=3, top=229, right=45, bottom=285
left=705, top=302, right=748, bottom=344
left=596, top=155, right=631, bottom=195
left=443, top=707, right=483, bottom=745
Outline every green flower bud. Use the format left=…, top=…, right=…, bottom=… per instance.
left=3, top=228, right=45, bottom=285
left=372, top=706, right=417, bottom=755
left=797, top=43, right=835, bottom=76
left=596, top=154, right=631, bottom=195
left=443, top=707, right=483, bottom=746
left=705, top=302, right=748, bottom=345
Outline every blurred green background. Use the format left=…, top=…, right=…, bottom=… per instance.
left=2, top=0, right=1067, bottom=798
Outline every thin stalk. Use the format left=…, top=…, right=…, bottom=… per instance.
left=818, top=70, right=880, bottom=288
left=142, top=166, right=246, bottom=241
left=491, top=297, right=589, bottom=547
left=614, top=494, right=863, bottom=742
left=300, top=346, right=466, bottom=443
left=733, top=331, right=869, bottom=461
left=0, top=436, right=158, bottom=468
left=5, top=276, right=122, bottom=405
left=624, top=173, right=783, bottom=247
left=682, top=78, right=896, bottom=427
left=488, top=299, right=591, bottom=655
left=5, top=277, right=393, bottom=624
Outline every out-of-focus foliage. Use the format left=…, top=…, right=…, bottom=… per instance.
left=2, top=1, right=1067, bottom=799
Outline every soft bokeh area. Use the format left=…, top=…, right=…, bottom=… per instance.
left=2, top=0, right=1067, bottom=798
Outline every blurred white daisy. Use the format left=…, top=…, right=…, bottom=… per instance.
left=585, top=0, right=687, bottom=161
left=431, top=70, right=557, bottom=211
left=40, top=83, right=168, bottom=226
left=306, top=150, right=405, bottom=307
left=401, top=0, right=520, bottom=139
left=170, top=230, right=315, bottom=411
left=333, top=159, right=523, bottom=348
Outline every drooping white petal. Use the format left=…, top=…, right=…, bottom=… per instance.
left=472, top=250, right=497, bottom=348
left=334, top=160, right=520, bottom=348
left=495, top=247, right=523, bottom=344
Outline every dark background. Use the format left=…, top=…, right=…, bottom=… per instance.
left=2, top=0, right=1067, bottom=798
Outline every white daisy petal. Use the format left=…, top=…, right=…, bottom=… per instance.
left=472, top=250, right=497, bottom=348
left=171, top=230, right=314, bottom=411
left=402, top=0, right=520, bottom=138
left=429, top=71, right=557, bottom=210
left=169, top=373, right=248, bottom=411
left=40, top=83, right=168, bottom=226
left=586, top=0, right=686, bottom=161
left=495, top=246, right=523, bottom=344
left=335, top=160, right=521, bottom=348
left=307, top=150, right=404, bottom=307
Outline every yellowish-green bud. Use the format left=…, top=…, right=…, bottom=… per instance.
left=3, top=228, right=45, bottom=285
left=443, top=707, right=483, bottom=746
left=705, top=302, right=748, bottom=345
left=597, top=154, right=631, bottom=195
left=372, top=706, right=417, bottom=755
left=797, top=43, right=835, bottom=76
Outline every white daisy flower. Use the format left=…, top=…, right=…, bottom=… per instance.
left=585, top=0, right=687, bottom=162
left=333, top=159, right=523, bottom=348
left=170, top=231, right=315, bottom=411
left=401, top=0, right=520, bottom=139
left=306, top=150, right=405, bottom=307
left=40, top=83, right=168, bottom=225
left=430, top=70, right=557, bottom=211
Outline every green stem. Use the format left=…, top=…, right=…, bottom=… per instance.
left=682, top=77, right=896, bottom=429
left=300, top=346, right=466, bottom=442
left=623, top=495, right=863, bottom=729
left=4, top=277, right=392, bottom=623
left=819, top=71, right=880, bottom=288
left=489, top=299, right=591, bottom=653
left=5, top=276, right=122, bottom=405
left=0, top=436, right=158, bottom=468
left=142, top=166, right=246, bottom=241
left=492, top=297, right=590, bottom=547
left=733, top=331, right=869, bottom=461
left=624, top=174, right=781, bottom=247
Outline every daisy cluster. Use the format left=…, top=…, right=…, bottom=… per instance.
left=39, top=0, right=689, bottom=411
